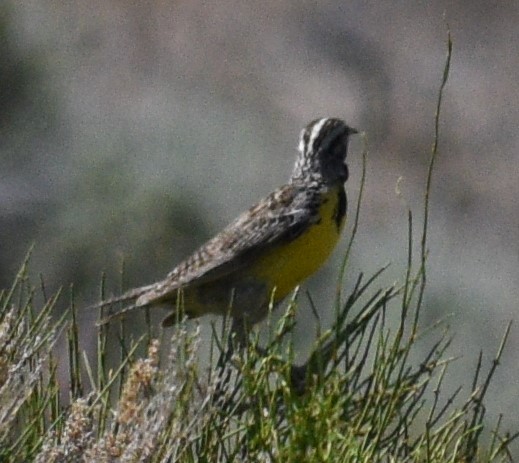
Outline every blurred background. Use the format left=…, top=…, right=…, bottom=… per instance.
left=1, top=0, right=517, bottom=445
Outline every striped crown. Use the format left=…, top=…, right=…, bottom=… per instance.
left=291, top=118, right=357, bottom=186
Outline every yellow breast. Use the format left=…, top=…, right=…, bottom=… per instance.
left=250, top=185, right=346, bottom=301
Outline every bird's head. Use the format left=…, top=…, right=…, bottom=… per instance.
left=291, top=118, right=358, bottom=186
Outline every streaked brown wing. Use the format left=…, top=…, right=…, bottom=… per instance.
left=136, top=184, right=320, bottom=306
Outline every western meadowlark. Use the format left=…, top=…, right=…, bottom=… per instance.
left=94, top=118, right=357, bottom=338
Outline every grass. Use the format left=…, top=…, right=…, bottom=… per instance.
left=0, top=32, right=517, bottom=462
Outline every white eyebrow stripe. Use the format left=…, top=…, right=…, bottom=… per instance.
left=308, top=118, right=328, bottom=152
left=298, top=129, right=306, bottom=154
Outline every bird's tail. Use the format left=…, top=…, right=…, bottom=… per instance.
left=88, top=283, right=157, bottom=325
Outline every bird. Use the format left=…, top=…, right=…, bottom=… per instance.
left=93, top=118, right=357, bottom=341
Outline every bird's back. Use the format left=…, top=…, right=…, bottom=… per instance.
left=248, top=183, right=346, bottom=303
